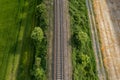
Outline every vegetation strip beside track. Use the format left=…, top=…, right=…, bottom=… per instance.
left=69, top=0, right=98, bottom=79
left=30, top=0, right=48, bottom=80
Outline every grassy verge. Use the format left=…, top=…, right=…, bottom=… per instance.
left=69, top=0, right=98, bottom=79
left=15, top=0, right=36, bottom=80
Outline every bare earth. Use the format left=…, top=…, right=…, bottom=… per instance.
left=63, top=0, right=72, bottom=80
left=93, top=0, right=120, bottom=80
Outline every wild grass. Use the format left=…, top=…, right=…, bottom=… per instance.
left=69, top=0, right=98, bottom=79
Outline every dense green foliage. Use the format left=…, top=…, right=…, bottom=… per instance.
left=30, top=1, right=48, bottom=80
left=31, top=27, right=46, bottom=80
left=31, top=27, right=44, bottom=42
left=69, top=0, right=98, bottom=79
left=35, top=2, right=48, bottom=31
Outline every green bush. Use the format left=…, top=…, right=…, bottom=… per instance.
left=31, top=27, right=44, bottom=43
left=31, top=67, right=46, bottom=80
left=35, top=3, right=48, bottom=31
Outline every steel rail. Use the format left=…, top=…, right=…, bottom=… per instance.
left=59, top=0, right=64, bottom=79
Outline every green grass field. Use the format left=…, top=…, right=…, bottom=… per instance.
left=0, top=0, right=20, bottom=79
left=0, top=0, right=35, bottom=80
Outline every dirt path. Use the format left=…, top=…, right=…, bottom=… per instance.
left=93, top=0, right=120, bottom=80
left=63, top=0, right=72, bottom=80
left=86, top=0, right=107, bottom=79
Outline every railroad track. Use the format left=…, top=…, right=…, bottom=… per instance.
left=52, top=0, right=64, bottom=80
left=86, top=0, right=107, bottom=80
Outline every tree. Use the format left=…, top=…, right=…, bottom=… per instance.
left=31, top=27, right=44, bottom=43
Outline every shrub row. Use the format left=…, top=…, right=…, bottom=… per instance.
left=30, top=1, right=48, bottom=80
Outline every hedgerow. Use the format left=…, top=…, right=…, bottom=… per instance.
left=30, top=1, right=48, bottom=80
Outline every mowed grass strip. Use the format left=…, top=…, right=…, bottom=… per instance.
left=15, top=0, right=36, bottom=80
